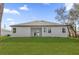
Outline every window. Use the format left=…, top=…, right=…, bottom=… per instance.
left=44, top=27, right=47, bottom=32
left=62, top=28, right=66, bottom=33
left=48, top=28, right=51, bottom=33
left=13, top=28, right=16, bottom=33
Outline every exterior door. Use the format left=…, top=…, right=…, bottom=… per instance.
left=34, top=30, right=40, bottom=36
left=31, top=28, right=42, bottom=37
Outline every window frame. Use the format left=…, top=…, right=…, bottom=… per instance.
left=13, top=28, right=16, bottom=33
left=62, top=28, right=66, bottom=33
left=48, top=27, right=51, bottom=33
left=44, top=27, right=47, bottom=32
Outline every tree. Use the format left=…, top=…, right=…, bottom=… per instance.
left=55, top=7, right=68, bottom=24
left=55, top=7, right=73, bottom=37
left=68, top=4, right=79, bottom=37
left=0, top=3, right=4, bottom=36
left=55, top=4, right=79, bottom=37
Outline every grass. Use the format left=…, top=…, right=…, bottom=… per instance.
left=0, top=37, right=79, bottom=55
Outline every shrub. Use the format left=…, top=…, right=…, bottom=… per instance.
left=6, top=34, right=11, bottom=37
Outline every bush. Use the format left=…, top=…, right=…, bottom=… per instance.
left=6, top=34, right=11, bottom=37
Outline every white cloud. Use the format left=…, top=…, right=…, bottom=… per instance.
left=19, top=5, right=29, bottom=11
left=7, top=18, right=14, bottom=21
left=7, top=18, right=15, bottom=25
left=4, top=8, right=20, bottom=15
left=9, top=21, right=15, bottom=25
left=7, top=21, right=15, bottom=30
left=65, top=3, right=74, bottom=11
left=6, top=18, right=16, bottom=30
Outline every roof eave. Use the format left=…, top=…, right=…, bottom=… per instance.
left=10, top=25, right=70, bottom=27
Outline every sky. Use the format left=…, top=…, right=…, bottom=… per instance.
left=1, top=3, right=74, bottom=30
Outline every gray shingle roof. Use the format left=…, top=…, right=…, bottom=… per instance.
left=11, top=20, right=62, bottom=26
left=10, top=20, right=68, bottom=27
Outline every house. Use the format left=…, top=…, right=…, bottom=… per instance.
left=1, top=29, right=12, bottom=36
left=10, top=20, right=70, bottom=37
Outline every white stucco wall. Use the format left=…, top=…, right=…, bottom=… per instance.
left=42, top=27, right=69, bottom=37
left=11, top=27, right=31, bottom=37
left=11, top=26, right=69, bottom=37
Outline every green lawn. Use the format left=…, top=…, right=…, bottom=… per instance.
left=0, top=37, right=79, bottom=55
